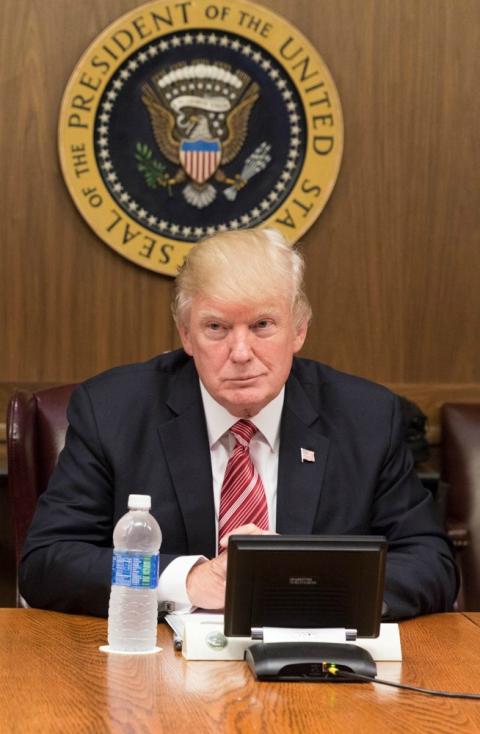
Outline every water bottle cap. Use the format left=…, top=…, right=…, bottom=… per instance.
left=127, top=494, right=151, bottom=510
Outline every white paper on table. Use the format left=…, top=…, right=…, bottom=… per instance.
left=165, top=613, right=402, bottom=661
left=356, top=623, right=402, bottom=661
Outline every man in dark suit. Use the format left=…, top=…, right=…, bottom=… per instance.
left=19, top=228, right=458, bottom=618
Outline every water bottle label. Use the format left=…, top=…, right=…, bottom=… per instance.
left=111, top=551, right=159, bottom=589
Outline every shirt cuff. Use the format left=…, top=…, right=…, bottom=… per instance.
left=157, top=555, right=205, bottom=613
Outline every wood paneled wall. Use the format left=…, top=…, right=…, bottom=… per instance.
left=1, top=0, right=479, bottom=440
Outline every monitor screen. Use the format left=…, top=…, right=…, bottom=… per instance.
left=224, top=535, right=387, bottom=638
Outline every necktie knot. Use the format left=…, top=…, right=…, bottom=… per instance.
left=230, top=419, right=257, bottom=447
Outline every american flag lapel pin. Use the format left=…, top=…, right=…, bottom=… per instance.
left=301, top=448, right=315, bottom=463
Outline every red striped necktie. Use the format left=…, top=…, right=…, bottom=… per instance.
left=218, top=419, right=269, bottom=551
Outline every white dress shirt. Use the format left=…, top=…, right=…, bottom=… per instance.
left=157, top=381, right=284, bottom=609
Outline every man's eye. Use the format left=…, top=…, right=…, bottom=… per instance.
left=253, top=319, right=274, bottom=332
left=206, top=322, right=226, bottom=335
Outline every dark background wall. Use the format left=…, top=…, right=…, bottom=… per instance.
left=1, top=0, right=479, bottom=440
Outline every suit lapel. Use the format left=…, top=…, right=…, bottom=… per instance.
left=157, top=359, right=216, bottom=558
left=276, top=371, right=330, bottom=534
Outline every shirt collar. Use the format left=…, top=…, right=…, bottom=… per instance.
left=199, top=381, right=285, bottom=451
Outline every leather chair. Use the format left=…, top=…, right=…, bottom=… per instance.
left=7, top=385, right=76, bottom=571
left=441, top=403, right=480, bottom=611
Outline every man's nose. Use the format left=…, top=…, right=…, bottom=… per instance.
left=229, top=329, right=253, bottom=362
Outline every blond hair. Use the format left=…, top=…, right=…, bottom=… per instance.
left=172, top=228, right=312, bottom=328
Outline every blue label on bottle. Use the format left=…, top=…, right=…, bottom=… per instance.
left=111, top=552, right=159, bottom=589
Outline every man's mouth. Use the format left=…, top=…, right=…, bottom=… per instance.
left=225, top=375, right=262, bottom=384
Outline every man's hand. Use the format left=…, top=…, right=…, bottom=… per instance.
left=186, top=524, right=274, bottom=609
left=218, top=522, right=273, bottom=552
left=185, top=553, right=227, bottom=610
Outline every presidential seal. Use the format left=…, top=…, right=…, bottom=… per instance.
left=59, top=0, right=343, bottom=276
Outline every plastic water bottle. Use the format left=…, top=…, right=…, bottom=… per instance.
left=107, top=494, right=162, bottom=653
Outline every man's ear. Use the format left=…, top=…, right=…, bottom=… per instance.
left=177, top=322, right=193, bottom=356
left=293, top=319, right=308, bottom=353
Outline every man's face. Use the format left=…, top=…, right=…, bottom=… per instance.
left=178, top=296, right=308, bottom=417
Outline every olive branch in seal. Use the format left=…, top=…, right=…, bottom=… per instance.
left=135, top=143, right=172, bottom=194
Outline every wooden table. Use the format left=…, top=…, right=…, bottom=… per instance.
left=1, top=610, right=480, bottom=733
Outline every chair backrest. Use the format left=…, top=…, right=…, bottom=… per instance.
left=6, top=385, right=76, bottom=566
left=441, top=403, right=480, bottom=611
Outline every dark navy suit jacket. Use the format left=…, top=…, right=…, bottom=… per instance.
left=19, top=350, right=458, bottom=618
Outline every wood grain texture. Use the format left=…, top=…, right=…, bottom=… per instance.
left=0, top=0, right=177, bottom=386
left=0, top=1, right=478, bottom=393
left=1, top=611, right=480, bottom=733
left=293, top=0, right=480, bottom=386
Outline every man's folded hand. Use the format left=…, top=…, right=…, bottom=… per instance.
left=186, top=523, right=274, bottom=609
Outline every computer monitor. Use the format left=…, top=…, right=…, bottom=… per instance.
left=224, top=535, right=387, bottom=638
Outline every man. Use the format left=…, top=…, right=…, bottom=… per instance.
left=19, top=228, right=458, bottom=618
